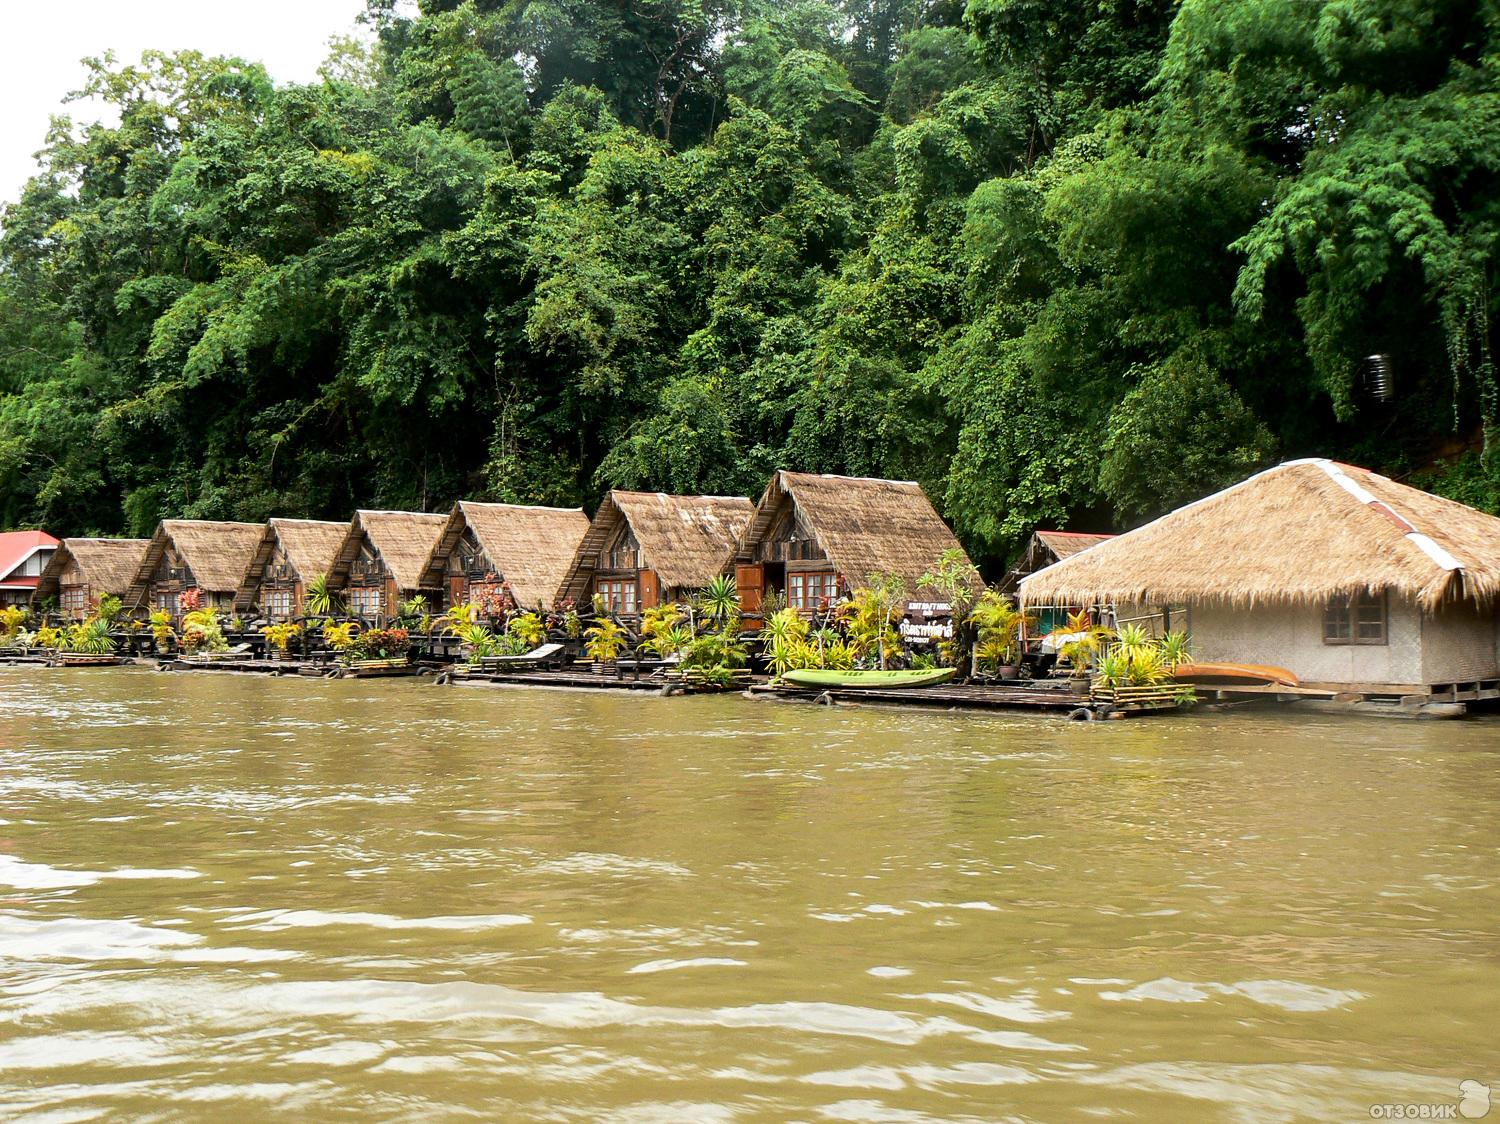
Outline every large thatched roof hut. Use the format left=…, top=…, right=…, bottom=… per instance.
left=1020, top=459, right=1500, bottom=693
left=732, top=471, right=974, bottom=614
left=557, top=491, right=754, bottom=615
left=419, top=501, right=590, bottom=612
left=126, top=520, right=265, bottom=618
left=326, top=510, right=448, bottom=623
left=34, top=538, right=148, bottom=619
left=234, top=519, right=350, bottom=619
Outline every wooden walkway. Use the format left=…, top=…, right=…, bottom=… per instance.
left=449, top=667, right=672, bottom=692
left=749, top=681, right=1090, bottom=712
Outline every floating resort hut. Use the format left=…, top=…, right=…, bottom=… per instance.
left=33, top=538, right=149, bottom=619
left=1001, top=530, right=1116, bottom=636
left=419, top=502, right=589, bottom=613
left=0, top=531, right=58, bottom=608
left=326, top=510, right=448, bottom=623
left=732, top=471, right=975, bottom=614
left=126, top=521, right=265, bottom=618
left=556, top=491, right=754, bottom=615
left=233, top=519, right=350, bottom=620
left=1019, top=459, right=1500, bottom=696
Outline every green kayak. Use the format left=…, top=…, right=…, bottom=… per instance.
left=780, top=667, right=957, bottom=689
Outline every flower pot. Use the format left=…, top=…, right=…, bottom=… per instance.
left=995, top=664, right=1019, bottom=680
left=593, top=660, right=616, bottom=676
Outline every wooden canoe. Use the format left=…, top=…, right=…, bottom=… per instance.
left=781, top=668, right=957, bottom=689
left=1172, top=662, right=1300, bottom=688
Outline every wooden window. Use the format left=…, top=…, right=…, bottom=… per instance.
left=1324, top=589, right=1387, bottom=645
left=349, top=585, right=384, bottom=620
left=596, top=578, right=638, bottom=616
left=787, top=570, right=838, bottom=611
left=265, top=588, right=294, bottom=620
left=155, top=590, right=178, bottom=616
left=60, top=584, right=89, bottom=619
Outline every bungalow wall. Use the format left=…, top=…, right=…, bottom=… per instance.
left=148, top=546, right=235, bottom=619
left=737, top=506, right=841, bottom=614
left=254, top=544, right=304, bottom=621
left=55, top=556, right=94, bottom=620
left=1185, top=599, right=1427, bottom=687
left=1419, top=602, right=1500, bottom=684
left=587, top=525, right=664, bottom=616
left=442, top=531, right=511, bottom=613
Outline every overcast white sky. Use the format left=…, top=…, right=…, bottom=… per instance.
left=0, top=0, right=370, bottom=207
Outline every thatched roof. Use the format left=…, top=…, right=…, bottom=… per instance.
left=558, top=491, right=754, bottom=603
left=1019, top=458, right=1500, bottom=611
left=233, top=519, right=349, bottom=612
left=420, top=502, right=590, bottom=609
left=1035, top=531, right=1114, bottom=560
left=126, top=520, right=265, bottom=607
left=327, top=510, right=448, bottom=595
left=735, top=471, right=975, bottom=600
left=34, top=538, right=149, bottom=602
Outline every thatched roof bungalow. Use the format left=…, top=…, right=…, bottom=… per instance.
left=326, top=510, right=448, bottom=623
left=233, top=519, right=350, bottom=620
left=419, top=501, right=590, bottom=613
left=1019, top=459, right=1500, bottom=693
left=34, top=538, right=148, bottom=619
left=732, top=471, right=975, bottom=614
left=556, top=491, right=754, bottom=615
left=126, top=520, right=265, bottom=619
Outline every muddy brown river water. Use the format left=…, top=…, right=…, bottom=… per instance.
left=1, top=666, right=1498, bottom=1121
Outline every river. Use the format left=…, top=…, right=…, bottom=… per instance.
left=1, top=666, right=1497, bottom=1120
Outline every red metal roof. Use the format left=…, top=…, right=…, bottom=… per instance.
left=0, top=531, right=60, bottom=588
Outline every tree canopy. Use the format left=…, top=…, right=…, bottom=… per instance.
left=3, top=0, right=1497, bottom=566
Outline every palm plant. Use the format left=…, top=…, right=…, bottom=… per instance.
left=304, top=572, right=343, bottom=617
left=1058, top=610, right=1114, bottom=676
left=1159, top=631, right=1192, bottom=669
left=842, top=574, right=906, bottom=669
left=968, top=589, right=1030, bottom=673
left=441, top=602, right=478, bottom=634
left=697, top=574, right=739, bottom=624
left=66, top=618, right=116, bottom=654
left=760, top=606, right=810, bottom=678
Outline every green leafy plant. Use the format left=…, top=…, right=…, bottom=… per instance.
left=1058, top=610, right=1114, bottom=676
left=1159, top=630, right=1192, bottom=669
left=305, top=572, right=343, bottom=617
left=149, top=610, right=176, bottom=652
left=180, top=605, right=228, bottom=655
left=506, top=611, right=546, bottom=650
left=841, top=574, right=906, bottom=669
left=0, top=606, right=28, bottom=642
left=458, top=623, right=501, bottom=663
left=968, top=589, right=1030, bottom=673
left=697, top=575, right=739, bottom=625
left=323, top=620, right=360, bottom=654
left=36, top=624, right=63, bottom=651
left=584, top=617, right=628, bottom=663
left=262, top=621, right=303, bottom=654
left=65, top=617, right=116, bottom=654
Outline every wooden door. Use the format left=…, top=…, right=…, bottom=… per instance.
left=638, top=569, right=660, bottom=610
left=736, top=564, right=764, bottom=615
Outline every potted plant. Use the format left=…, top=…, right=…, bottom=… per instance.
left=149, top=609, right=177, bottom=655
left=1057, top=609, right=1113, bottom=690
left=968, top=589, right=1030, bottom=680
left=584, top=617, right=627, bottom=673
left=262, top=621, right=302, bottom=660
